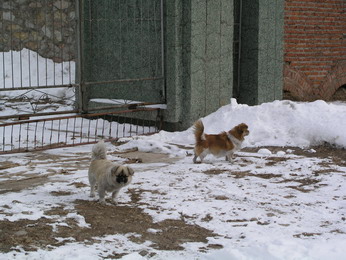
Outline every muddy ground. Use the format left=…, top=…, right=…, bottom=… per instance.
left=0, top=145, right=345, bottom=257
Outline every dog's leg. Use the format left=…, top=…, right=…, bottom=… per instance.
left=111, top=189, right=121, bottom=203
left=193, top=154, right=198, bottom=163
left=193, top=147, right=204, bottom=164
left=193, top=148, right=199, bottom=163
left=90, top=184, right=96, bottom=198
left=198, top=150, right=208, bottom=163
left=226, top=152, right=234, bottom=162
left=193, top=154, right=204, bottom=163
left=88, top=171, right=96, bottom=197
left=98, top=187, right=106, bottom=204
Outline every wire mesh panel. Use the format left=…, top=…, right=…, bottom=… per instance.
left=81, top=0, right=165, bottom=108
left=0, top=0, right=77, bottom=117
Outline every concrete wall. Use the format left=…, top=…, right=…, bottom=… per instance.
left=238, top=0, right=284, bottom=105
left=164, top=0, right=234, bottom=130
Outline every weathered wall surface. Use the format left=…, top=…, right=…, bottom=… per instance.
left=284, top=0, right=346, bottom=101
left=238, top=0, right=284, bottom=105
left=0, top=0, right=76, bottom=62
left=164, top=0, right=234, bottom=130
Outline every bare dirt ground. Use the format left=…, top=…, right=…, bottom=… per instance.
left=0, top=149, right=216, bottom=257
left=0, top=145, right=345, bottom=257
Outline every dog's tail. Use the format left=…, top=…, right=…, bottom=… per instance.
left=193, top=119, right=204, bottom=144
left=91, top=140, right=107, bottom=160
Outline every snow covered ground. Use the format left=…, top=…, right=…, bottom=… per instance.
left=0, top=99, right=345, bottom=259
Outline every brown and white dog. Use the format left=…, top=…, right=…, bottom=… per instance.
left=193, top=120, right=249, bottom=163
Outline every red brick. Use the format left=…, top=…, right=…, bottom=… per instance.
left=284, top=0, right=346, bottom=100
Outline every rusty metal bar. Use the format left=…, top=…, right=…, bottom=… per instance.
left=84, top=76, right=164, bottom=86
left=0, top=140, right=104, bottom=155
left=86, top=102, right=165, bottom=112
left=0, top=84, right=77, bottom=92
left=0, top=101, right=163, bottom=121
left=0, top=110, right=79, bottom=121
left=0, top=107, right=159, bottom=127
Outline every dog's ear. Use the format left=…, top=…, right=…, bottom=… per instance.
left=127, top=166, right=134, bottom=176
left=238, top=124, right=248, bottom=134
left=111, top=165, right=120, bottom=176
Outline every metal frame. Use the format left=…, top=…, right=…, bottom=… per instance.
left=233, top=0, right=243, bottom=98
left=160, top=0, right=166, bottom=102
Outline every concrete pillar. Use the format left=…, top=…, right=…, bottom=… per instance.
left=164, top=0, right=234, bottom=130
left=238, top=0, right=284, bottom=105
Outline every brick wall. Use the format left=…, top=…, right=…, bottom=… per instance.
left=284, top=0, right=346, bottom=101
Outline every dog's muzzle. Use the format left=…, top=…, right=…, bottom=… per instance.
left=116, top=174, right=128, bottom=184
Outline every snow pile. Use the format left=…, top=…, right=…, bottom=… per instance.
left=119, top=99, right=346, bottom=154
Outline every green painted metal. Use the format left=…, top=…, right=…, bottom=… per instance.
left=80, top=0, right=165, bottom=110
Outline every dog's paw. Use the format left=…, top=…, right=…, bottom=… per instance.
left=111, top=200, right=118, bottom=205
left=99, top=199, right=107, bottom=204
left=100, top=201, right=114, bottom=206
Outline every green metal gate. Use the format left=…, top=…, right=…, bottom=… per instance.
left=78, top=0, right=165, bottom=112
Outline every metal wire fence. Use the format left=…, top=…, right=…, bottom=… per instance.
left=0, top=108, right=161, bottom=154
left=0, top=0, right=164, bottom=154
left=80, top=0, right=165, bottom=107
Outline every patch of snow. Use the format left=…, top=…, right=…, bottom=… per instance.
left=276, top=151, right=286, bottom=156
left=258, top=148, right=272, bottom=155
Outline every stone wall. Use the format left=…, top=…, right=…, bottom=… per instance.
left=0, top=0, right=76, bottom=62
left=284, top=0, right=346, bottom=101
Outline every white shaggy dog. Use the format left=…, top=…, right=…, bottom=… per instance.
left=88, top=141, right=134, bottom=204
